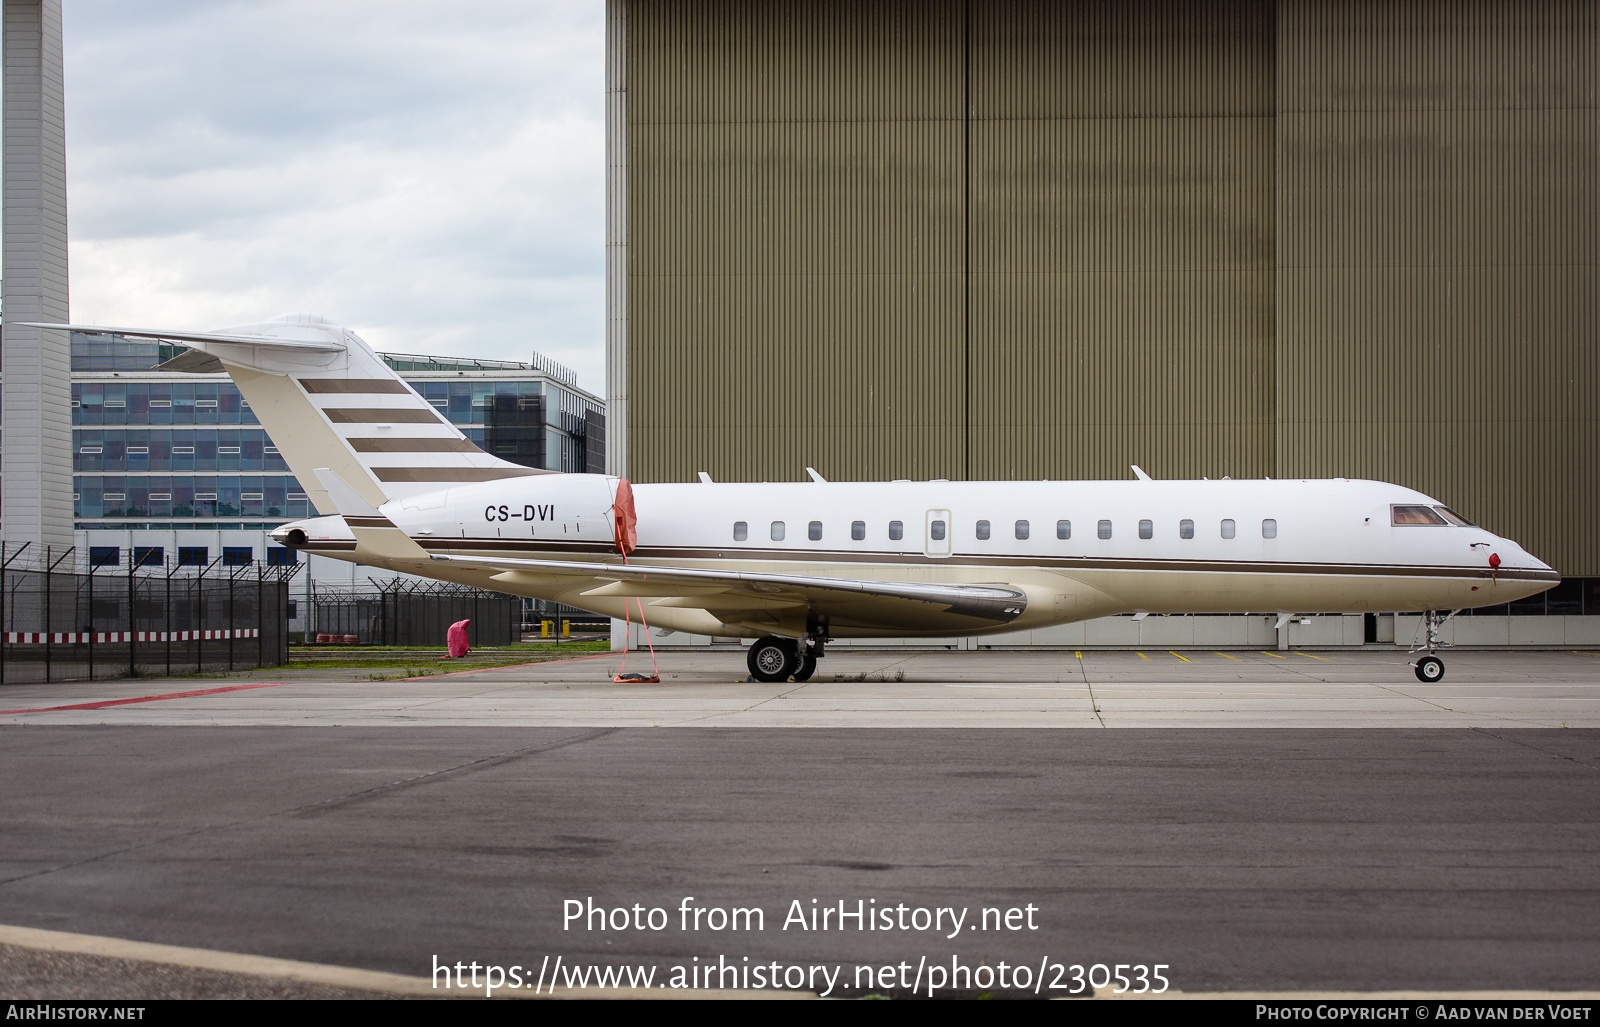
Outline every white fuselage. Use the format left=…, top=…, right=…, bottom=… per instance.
left=279, top=475, right=1557, bottom=640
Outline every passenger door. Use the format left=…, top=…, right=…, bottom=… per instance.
left=925, top=508, right=951, bottom=558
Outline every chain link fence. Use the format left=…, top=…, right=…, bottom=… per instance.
left=303, top=578, right=521, bottom=647
left=0, top=543, right=298, bottom=683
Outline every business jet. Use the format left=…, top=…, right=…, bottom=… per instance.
left=28, top=314, right=1559, bottom=684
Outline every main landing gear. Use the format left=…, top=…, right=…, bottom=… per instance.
left=1409, top=609, right=1459, bottom=682
left=747, top=634, right=823, bottom=683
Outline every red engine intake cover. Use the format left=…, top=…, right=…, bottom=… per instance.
left=613, top=477, right=638, bottom=556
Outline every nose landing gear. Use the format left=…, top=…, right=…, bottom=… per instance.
left=1409, top=609, right=1459, bottom=682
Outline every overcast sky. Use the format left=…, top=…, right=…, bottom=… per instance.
left=62, top=0, right=607, bottom=392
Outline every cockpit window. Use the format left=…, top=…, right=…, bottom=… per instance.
left=1433, top=506, right=1475, bottom=527
left=1392, top=505, right=1448, bottom=526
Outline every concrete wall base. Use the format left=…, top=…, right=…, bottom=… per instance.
left=612, top=614, right=1600, bottom=652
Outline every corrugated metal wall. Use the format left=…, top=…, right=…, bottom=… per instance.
left=1275, top=0, right=1599, bottom=575
left=969, top=1, right=1275, bottom=481
left=626, top=0, right=969, bottom=483
left=622, top=0, right=1599, bottom=573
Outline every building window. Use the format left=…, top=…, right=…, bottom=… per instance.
left=1262, top=518, right=1278, bottom=539
left=178, top=547, right=209, bottom=566
left=267, top=547, right=297, bottom=565
left=223, top=547, right=253, bottom=566
left=133, top=546, right=164, bottom=568
left=851, top=521, right=865, bottom=541
left=1138, top=519, right=1153, bottom=539
left=808, top=521, right=822, bottom=541
left=976, top=520, right=991, bottom=540
left=1221, top=519, right=1236, bottom=539
left=889, top=521, right=903, bottom=541
left=1098, top=519, right=1112, bottom=540
left=1014, top=520, right=1029, bottom=540
left=733, top=521, right=748, bottom=541
left=89, top=546, right=119, bottom=567
left=770, top=521, right=785, bottom=542
left=1056, top=519, right=1071, bottom=540
left=1180, top=519, right=1194, bottom=539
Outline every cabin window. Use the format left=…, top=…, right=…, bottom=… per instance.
left=770, top=521, right=786, bottom=541
left=1056, top=519, right=1071, bottom=540
left=1221, top=518, right=1236, bottom=539
left=1015, top=520, right=1029, bottom=540
left=1138, top=519, right=1153, bottom=539
left=1393, top=505, right=1448, bottom=526
left=1262, top=518, right=1278, bottom=539
left=808, top=521, right=822, bottom=541
left=1097, top=519, right=1112, bottom=540
left=1179, top=519, right=1194, bottom=539
left=889, top=520, right=904, bottom=541
left=930, top=520, right=947, bottom=541
left=976, top=520, right=991, bottom=540
left=733, top=521, right=748, bottom=541
left=1434, top=506, right=1475, bottom=527
left=851, top=521, right=865, bottom=540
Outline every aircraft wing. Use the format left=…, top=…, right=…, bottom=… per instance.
left=429, top=553, right=1029, bottom=633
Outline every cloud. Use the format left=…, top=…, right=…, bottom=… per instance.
left=64, top=0, right=607, bottom=394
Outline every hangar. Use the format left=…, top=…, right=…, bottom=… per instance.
left=603, top=0, right=1599, bottom=644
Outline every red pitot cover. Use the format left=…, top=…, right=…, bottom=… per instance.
left=447, top=619, right=471, bottom=658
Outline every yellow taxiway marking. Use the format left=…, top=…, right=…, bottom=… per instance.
left=1136, top=651, right=1150, bottom=660
left=1168, top=651, right=1192, bottom=662
left=1259, top=651, right=1286, bottom=659
left=1075, top=651, right=1083, bottom=659
left=1212, top=651, right=1240, bottom=661
left=1293, top=652, right=1330, bottom=661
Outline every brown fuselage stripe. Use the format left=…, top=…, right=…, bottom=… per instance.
left=295, top=536, right=1554, bottom=582
left=349, top=438, right=483, bottom=453
left=324, top=408, right=443, bottom=423
left=299, top=379, right=411, bottom=394
left=372, top=467, right=546, bottom=483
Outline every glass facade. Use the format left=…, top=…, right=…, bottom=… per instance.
left=61, top=332, right=604, bottom=533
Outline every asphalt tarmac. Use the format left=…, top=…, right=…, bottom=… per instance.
left=1, top=650, right=1598, bottom=997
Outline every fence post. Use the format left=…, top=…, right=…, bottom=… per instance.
left=165, top=557, right=173, bottom=677
left=86, top=557, right=95, bottom=681
left=0, top=541, right=33, bottom=684
left=257, top=563, right=265, bottom=668
left=128, top=551, right=137, bottom=677
left=228, top=563, right=237, bottom=671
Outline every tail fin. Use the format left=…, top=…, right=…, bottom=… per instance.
left=24, top=312, right=550, bottom=515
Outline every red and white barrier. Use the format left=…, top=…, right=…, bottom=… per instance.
left=3, top=629, right=260, bottom=644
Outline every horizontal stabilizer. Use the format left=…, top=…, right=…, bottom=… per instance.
left=313, top=468, right=380, bottom=518
left=17, top=322, right=344, bottom=352
left=313, top=468, right=430, bottom=562
left=154, top=348, right=224, bottom=373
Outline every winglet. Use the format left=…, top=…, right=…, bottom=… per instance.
left=1131, top=465, right=1152, bottom=481
left=313, top=468, right=380, bottom=517
left=806, top=467, right=827, bottom=483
